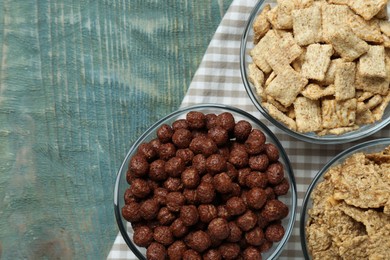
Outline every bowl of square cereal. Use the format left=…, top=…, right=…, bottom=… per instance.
left=300, top=138, right=390, bottom=259
left=240, top=0, right=390, bottom=144
left=114, top=104, right=297, bottom=260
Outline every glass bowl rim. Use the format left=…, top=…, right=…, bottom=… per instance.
left=114, top=103, right=298, bottom=259
left=239, top=0, right=390, bottom=145
left=299, top=137, right=390, bottom=259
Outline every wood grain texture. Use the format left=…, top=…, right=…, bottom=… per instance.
left=0, top=0, right=233, bottom=258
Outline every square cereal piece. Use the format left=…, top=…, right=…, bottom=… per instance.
left=294, top=0, right=314, bottom=9
left=322, top=98, right=357, bottom=128
left=366, top=94, right=383, bottom=110
left=265, top=67, right=309, bottom=107
left=292, top=4, right=322, bottom=46
left=356, top=109, right=375, bottom=125
left=347, top=0, right=388, bottom=21
left=379, top=20, right=390, bottom=37
left=250, top=30, right=279, bottom=74
left=294, top=96, right=322, bottom=132
left=275, top=0, right=296, bottom=29
left=328, top=27, right=369, bottom=61
left=321, top=58, right=343, bottom=85
left=356, top=55, right=390, bottom=95
left=248, top=63, right=266, bottom=100
left=263, top=44, right=292, bottom=75
left=253, top=4, right=271, bottom=44
left=279, top=33, right=303, bottom=63
left=335, top=61, right=356, bottom=101
left=266, top=95, right=289, bottom=112
left=348, top=14, right=383, bottom=43
left=301, top=44, right=333, bottom=81
left=301, top=83, right=335, bottom=100
left=262, top=102, right=297, bottom=131
left=322, top=4, right=351, bottom=42
left=327, top=125, right=359, bottom=135
left=372, top=92, right=390, bottom=120
left=358, top=45, right=386, bottom=78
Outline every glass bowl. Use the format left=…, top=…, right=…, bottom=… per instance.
left=240, top=0, right=390, bottom=144
left=114, top=103, right=297, bottom=259
left=300, top=138, right=390, bottom=259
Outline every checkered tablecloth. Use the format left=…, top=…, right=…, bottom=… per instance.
left=107, top=0, right=390, bottom=259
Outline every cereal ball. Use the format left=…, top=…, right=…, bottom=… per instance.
left=229, top=145, right=249, bottom=168
left=205, top=113, right=218, bottom=129
left=126, top=169, right=136, bottom=185
left=196, top=182, right=216, bottom=204
left=238, top=168, right=251, bottom=186
left=149, top=159, right=167, bottom=181
left=186, top=111, right=206, bottom=129
left=265, top=186, right=276, bottom=200
left=192, top=154, right=207, bottom=175
left=260, top=199, right=289, bottom=222
left=218, top=243, right=240, bottom=260
left=207, top=218, right=230, bottom=240
left=140, top=199, right=159, bottom=221
left=273, top=178, right=290, bottom=196
left=154, top=226, right=174, bottom=246
left=180, top=205, right=199, bottom=226
left=149, top=138, right=162, bottom=152
left=203, top=249, right=222, bottom=260
left=243, top=247, right=262, bottom=260
left=266, top=162, right=284, bottom=185
left=172, top=128, right=193, bottom=149
left=245, top=171, right=268, bottom=189
left=217, top=205, right=231, bottom=220
left=138, top=143, right=157, bottom=162
left=182, top=249, right=202, bottom=260
left=259, top=240, right=273, bottom=253
left=167, top=240, right=187, bottom=260
left=221, top=183, right=241, bottom=202
left=183, top=188, right=199, bottom=205
left=225, top=162, right=238, bottom=180
left=245, top=227, right=265, bottom=246
left=157, top=207, right=176, bottom=225
left=198, top=204, right=218, bottom=223
left=201, top=173, right=214, bottom=184
left=265, top=223, right=285, bottom=242
left=216, top=112, right=235, bottom=133
left=245, top=129, right=266, bottom=155
left=226, top=196, right=246, bottom=216
left=153, top=187, right=168, bottom=206
left=208, top=231, right=223, bottom=248
left=130, top=178, right=151, bottom=199
left=191, top=129, right=208, bottom=139
left=246, top=187, right=267, bottom=209
left=165, top=156, right=186, bottom=178
left=208, top=126, right=229, bottom=147
left=158, top=143, right=177, bottom=161
left=213, top=172, right=233, bottom=194
left=163, top=177, right=183, bottom=192
left=147, top=242, right=167, bottom=260
left=166, top=192, right=185, bottom=212
left=236, top=210, right=258, bottom=232
left=129, top=154, right=149, bottom=177
left=133, top=225, right=154, bottom=247
left=184, top=230, right=212, bottom=253
left=226, top=221, right=242, bottom=243
left=234, top=120, right=252, bottom=142
left=264, top=143, right=279, bottom=162
left=217, top=146, right=231, bottom=160
left=124, top=188, right=137, bottom=205
left=170, top=218, right=189, bottom=238
left=249, top=154, right=269, bottom=172
left=181, top=168, right=200, bottom=189
left=189, top=136, right=218, bottom=157
left=157, top=124, right=174, bottom=143
left=176, top=148, right=194, bottom=165
left=172, top=119, right=189, bottom=130
left=122, top=202, right=142, bottom=223
left=206, top=154, right=227, bottom=174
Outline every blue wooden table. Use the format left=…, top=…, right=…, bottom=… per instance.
left=0, top=0, right=233, bottom=258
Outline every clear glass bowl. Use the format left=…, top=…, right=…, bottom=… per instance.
left=114, top=103, right=297, bottom=260
left=240, top=0, right=390, bottom=144
left=300, top=138, right=390, bottom=259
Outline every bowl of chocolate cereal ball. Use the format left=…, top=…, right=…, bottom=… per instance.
left=300, top=138, right=390, bottom=259
left=240, top=0, right=390, bottom=144
left=114, top=104, right=297, bottom=260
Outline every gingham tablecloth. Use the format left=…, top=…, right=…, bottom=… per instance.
left=108, top=0, right=390, bottom=259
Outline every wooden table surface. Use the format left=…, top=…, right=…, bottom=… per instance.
left=0, top=0, right=233, bottom=258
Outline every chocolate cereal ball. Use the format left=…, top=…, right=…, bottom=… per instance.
left=260, top=199, right=289, bottom=222
left=163, top=177, right=183, bottom=192
left=213, top=172, right=233, bottom=194
left=234, top=120, right=252, bottom=142
left=176, top=148, right=194, bottom=165
left=130, top=178, right=151, bottom=199
left=225, top=162, right=238, bottom=180
left=183, top=188, right=199, bottom=205
left=166, top=192, right=185, bottom=212
left=181, top=168, right=200, bottom=189
left=218, top=243, right=240, bottom=260
left=153, top=187, right=168, bottom=206
left=172, top=119, right=189, bottom=130
left=243, top=247, right=262, bottom=260
left=172, top=128, right=192, bottom=149
left=264, top=143, right=279, bottom=162
left=138, top=143, right=157, bottom=162
left=206, top=154, right=227, bottom=174
left=182, top=249, right=202, bottom=260
left=238, top=168, right=251, bottom=186
left=165, top=156, right=186, bottom=178
left=157, top=207, right=176, bottom=225
left=208, top=126, right=229, bottom=147
left=266, top=162, right=284, bottom=185
left=246, top=187, right=267, bottom=210
left=198, top=204, right=218, bottom=223
left=189, top=136, right=218, bottom=157
left=216, top=112, right=235, bottom=133
left=273, top=178, right=290, bottom=196
left=265, top=223, right=285, bottom=242
left=245, top=171, right=268, bottom=189
left=196, top=182, right=216, bottom=204
left=184, top=230, right=212, bottom=253
left=217, top=205, right=231, bottom=220
left=129, top=154, right=149, bottom=177
left=229, top=145, right=249, bottom=168
left=207, top=218, right=230, bottom=240
left=167, top=241, right=187, bottom=260
left=149, top=159, right=168, bottom=181
left=124, top=188, right=137, bottom=204
left=122, top=202, right=142, bottom=223
left=259, top=240, right=273, bottom=253
left=149, top=138, right=162, bottom=152
left=236, top=210, right=258, bottom=232
left=140, top=199, right=160, bottom=221
left=180, top=205, right=199, bottom=226
left=201, top=173, right=214, bottom=184
left=154, top=226, right=174, bottom=246
left=249, top=154, right=269, bottom=172
left=245, top=129, right=266, bottom=155
left=226, top=196, right=246, bottom=216
left=158, top=142, right=176, bottom=161
left=186, top=111, right=206, bottom=129
left=170, top=218, right=189, bottom=238
left=205, top=113, right=218, bottom=129
left=245, top=227, right=265, bottom=246
left=192, top=154, right=207, bottom=175
left=226, top=221, right=242, bottom=243
left=203, top=249, right=222, bottom=260
left=147, top=242, right=167, bottom=260
left=157, top=124, right=174, bottom=143
left=133, top=225, right=154, bottom=247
